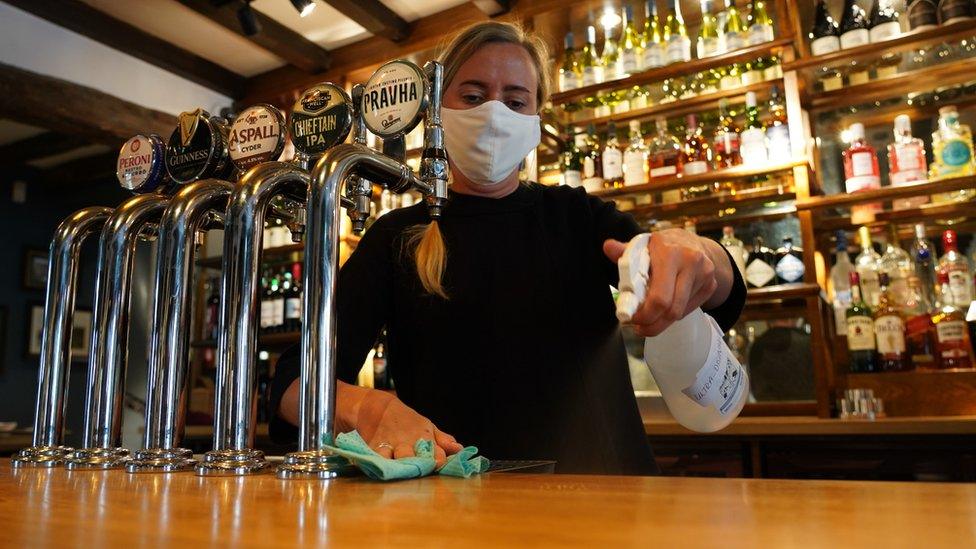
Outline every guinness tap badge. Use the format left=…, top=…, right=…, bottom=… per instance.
left=116, top=134, right=166, bottom=193
left=289, top=83, right=352, bottom=157
left=362, top=60, right=428, bottom=139
left=179, top=108, right=203, bottom=147
left=229, top=104, right=286, bottom=170
left=166, top=109, right=230, bottom=184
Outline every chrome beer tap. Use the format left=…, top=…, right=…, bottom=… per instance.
left=344, top=83, right=373, bottom=235
left=277, top=60, right=448, bottom=479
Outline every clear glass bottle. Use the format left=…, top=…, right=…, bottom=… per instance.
left=680, top=114, right=711, bottom=177
left=698, top=0, right=721, bottom=59
left=930, top=105, right=976, bottom=203
left=561, top=131, right=583, bottom=188
left=602, top=22, right=621, bottom=81
left=558, top=32, right=580, bottom=92
left=765, top=86, right=791, bottom=164
left=856, top=226, right=882, bottom=308
left=602, top=121, right=624, bottom=188
left=847, top=271, right=878, bottom=373
left=618, top=5, right=641, bottom=77
left=623, top=120, right=649, bottom=187
left=839, top=0, right=870, bottom=49
left=910, top=223, right=939, bottom=307
left=843, top=122, right=882, bottom=223
left=887, top=114, right=929, bottom=210
left=721, top=226, right=747, bottom=279
left=745, top=236, right=777, bottom=288
left=642, top=0, right=666, bottom=69
left=664, top=0, right=692, bottom=63
left=810, top=0, right=840, bottom=55
left=581, top=123, right=604, bottom=192
left=874, top=273, right=910, bottom=371
left=938, top=229, right=974, bottom=308
left=774, top=237, right=806, bottom=284
left=904, top=275, right=937, bottom=370
left=747, top=0, right=775, bottom=44
left=830, top=231, right=855, bottom=329
left=932, top=271, right=976, bottom=369
left=712, top=99, right=742, bottom=169
left=722, top=0, right=748, bottom=52
left=648, top=116, right=681, bottom=179
left=740, top=91, right=768, bottom=166
left=580, top=25, right=605, bottom=86
left=880, top=224, right=913, bottom=309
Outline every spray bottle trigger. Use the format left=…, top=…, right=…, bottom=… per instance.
left=615, top=233, right=651, bottom=323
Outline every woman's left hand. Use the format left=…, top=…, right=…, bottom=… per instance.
left=603, top=229, right=734, bottom=337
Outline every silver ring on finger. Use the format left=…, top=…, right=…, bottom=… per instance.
left=376, top=442, right=393, bottom=451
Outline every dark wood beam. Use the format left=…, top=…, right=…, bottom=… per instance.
left=472, top=0, right=513, bottom=16
left=174, top=0, right=331, bottom=73
left=321, top=0, right=411, bottom=42
left=3, top=0, right=245, bottom=98
left=37, top=151, right=117, bottom=185
left=0, top=62, right=177, bottom=146
left=0, top=132, right=90, bottom=166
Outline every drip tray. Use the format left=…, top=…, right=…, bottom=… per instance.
left=485, top=460, right=556, bottom=474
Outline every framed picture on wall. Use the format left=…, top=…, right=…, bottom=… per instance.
left=23, top=249, right=49, bottom=290
left=27, top=304, right=43, bottom=357
left=26, top=305, right=91, bottom=363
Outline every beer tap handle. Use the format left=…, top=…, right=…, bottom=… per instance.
left=346, top=83, right=373, bottom=235
left=421, top=61, right=449, bottom=220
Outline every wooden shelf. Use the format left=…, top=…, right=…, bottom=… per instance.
left=625, top=186, right=795, bottom=221
left=195, top=235, right=361, bottom=269
left=816, top=200, right=976, bottom=232
left=746, top=282, right=821, bottom=301
left=796, top=174, right=976, bottom=211
left=550, top=39, right=792, bottom=105
left=844, top=370, right=976, bottom=417
left=592, top=159, right=805, bottom=198
left=785, top=20, right=976, bottom=73
left=191, top=331, right=300, bottom=349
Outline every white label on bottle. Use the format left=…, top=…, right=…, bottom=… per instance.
left=373, top=357, right=387, bottom=376
left=260, top=301, right=272, bottom=329
left=748, top=24, right=774, bottom=44
left=811, top=36, right=841, bottom=55
left=949, top=270, right=974, bottom=305
left=846, top=175, right=881, bottom=194
left=746, top=259, right=776, bottom=287
left=846, top=316, right=876, bottom=351
left=581, top=66, right=603, bottom=86
left=558, top=69, right=578, bottom=92
left=740, top=69, right=763, bottom=86
left=698, top=37, right=720, bottom=58
left=643, top=44, right=665, bottom=68
left=840, top=28, right=870, bottom=49
left=724, top=245, right=747, bottom=278
left=583, top=156, right=596, bottom=178
left=850, top=152, right=876, bottom=177
left=623, top=151, right=647, bottom=186
left=723, top=33, right=746, bottom=52
left=893, top=143, right=924, bottom=173
left=666, top=36, right=691, bottom=63
left=764, top=64, right=783, bottom=80
left=603, top=148, right=623, bottom=179
left=875, top=315, right=906, bottom=354
left=775, top=254, right=805, bottom=283
left=682, top=160, right=708, bottom=176
left=621, top=51, right=638, bottom=73
left=650, top=165, right=677, bottom=178
left=869, top=22, right=901, bottom=43
left=563, top=169, right=582, bottom=188
left=859, top=271, right=881, bottom=307
left=740, top=128, right=768, bottom=165
left=272, top=298, right=284, bottom=327
left=681, top=316, right=746, bottom=415
left=285, top=297, right=301, bottom=320
left=936, top=320, right=966, bottom=343
left=766, top=125, right=791, bottom=163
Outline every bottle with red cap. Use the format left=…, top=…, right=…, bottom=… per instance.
left=937, top=230, right=974, bottom=309
left=932, top=271, right=975, bottom=370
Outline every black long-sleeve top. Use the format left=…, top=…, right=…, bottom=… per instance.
left=269, top=183, right=746, bottom=475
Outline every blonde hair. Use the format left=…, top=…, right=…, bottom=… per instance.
left=409, top=21, right=550, bottom=299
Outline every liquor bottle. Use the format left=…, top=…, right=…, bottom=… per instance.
left=856, top=226, right=882, bottom=307
left=580, top=25, right=604, bottom=86
left=664, top=0, right=692, bottom=64
left=740, top=59, right=764, bottom=86
left=847, top=271, right=878, bottom=373
left=874, top=273, right=910, bottom=371
left=745, top=236, right=777, bottom=288
left=747, top=0, right=775, bottom=44
left=843, top=123, right=882, bottom=222
left=932, top=271, right=975, bottom=369
left=259, top=269, right=271, bottom=334
left=698, top=0, right=721, bottom=59
left=880, top=224, right=913, bottom=309
left=722, top=0, right=748, bottom=52
left=721, top=226, right=748, bottom=279
left=869, top=0, right=902, bottom=42
left=558, top=32, right=580, bottom=92
left=602, top=121, right=624, bottom=188
left=269, top=270, right=284, bottom=333
left=623, top=120, right=649, bottom=187
left=810, top=0, right=841, bottom=55
left=740, top=91, right=768, bottom=166
left=712, top=99, right=742, bottom=169
left=906, top=0, right=939, bottom=30
left=642, top=0, right=666, bottom=69
left=930, top=106, right=976, bottom=203
left=602, top=22, right=621, bottom=81
left=938, top=229, right=975, bottom=308
left=765, top=86, right=791, bottom=164
left=939, top=0, right=975, bottom=24
left=888, top=114, right=930, bottom=210
left=904, top=275, right=937, bottom=369
left=648, top=116, right=681, bottom=180
left=561, top=133, right=583, bottom=188
left=582, top=123, right=604, bottom=192
left=910, top=223, right=939, bottom=306
left=680, top=114, right=711, bottom=177
left=284, top=261, right=302, bottom=332
left=839, top=0, right=870, bottom=49
left=830, top=231, right=856, bottom=329
left=373, top=332, right=392, bottom=390
left=206, top=276, right=220, bottom=341
left=618, top=5, right=641, bottom=77
left=774, top=237, right=805, bottom=284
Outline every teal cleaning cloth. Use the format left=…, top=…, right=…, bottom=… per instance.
left=324, top=431, right=489, bottom=481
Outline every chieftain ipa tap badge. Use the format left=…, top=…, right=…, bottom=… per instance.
left=165, top=108, right=233, bottom=184
left=289, top=83, right=353, bottom=156
left=229, top=104, right=286, bottom=171
left=116, top=134, right=167, bottom=193
left=361, top=60, right=428, bottom=138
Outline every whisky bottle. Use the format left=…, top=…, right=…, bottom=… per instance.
left=847, top=271, right=879, bottom=373
left=910, top=223, right=939, bottom=306
left=938, top=229, right=974, bottom=308
left=720, top=226, right=748, bottom=279
left=880, top=224, right=913, bottom=309
left=932, top=271, right=976, bottom=369
left=680, top=114, right=711, bottom=177
left=904, top=275, right=937, bottom=369
left=648, top=116, right=681, bottom=179
left=712, top=99, right=742, bottom=169
left=874, top=272, right=910, bottom=372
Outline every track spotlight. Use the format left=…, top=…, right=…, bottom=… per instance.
left=237, top=1, right=261, bottom=36
left=290, top=0, right=316, bottom=18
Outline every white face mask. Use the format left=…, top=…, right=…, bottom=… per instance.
left=441, top=101, right=541, bottom=187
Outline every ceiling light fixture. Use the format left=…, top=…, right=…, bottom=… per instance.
left=237, top=1, right=261, bottom=36
left=290, top=0, right=316, bottom=17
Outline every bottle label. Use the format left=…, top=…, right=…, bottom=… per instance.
left=724, top=244, right=747, bottom=278
left=698, top=37, right=720, bottom=58
left=650, top=165, right=677, bottom=178
left=285, top=297, right=301, bottom=320
left=850, top=152, right=877, bottom=177
left=748, top=24, right=774, bottom=45
left=775, top=254, right=805, bottom=283
left=869, top=22, right=901, bottom=43
left=583, top=156, right=597, bottom=178
left=907, top=0, right=939, bottom=29
left=859, top=272, right=881, bottom=307
left=740, top=128, right=768, bottom=165
left=260, top=301, right=272, bottom=329
left=764, top=63, right=783, bottom=80
left=681, top=316, right=746, bottom=416
left=643, top=44, right=665, bottom=68
left=563, top=169, right=582, bottom=188
left=940, top=0, right=975, bottom=23
left=940, top=139, right=973, bottom=168
left=811, top=36, right=841, bottom=56
left=892, top=142, right=925, bottom=175
left=682, top=160, right=709, bottom=176
left=272, top=299, right=284, bottom=326
left=713, top=132, right=741, bottom=157
left=623, top=151, right=647, bottom=185
left=603, top=149, right=623, bottom=179
left=840, top=29, right=870, bottom=49
left=936, top=320, right=966, bottom=343
left=746, top=259, right=776, bottom=287
left=558, top=69, right=578, bottom=92
left=229, top=104, right=285, bottom=171
left=723, top=33, right=746, bottom=52
left=581, top=66, right=603, bottom=86
left=875, top=315, right=907, bottom=354
left=621, top=51, right=638, bottom=73
left=740, top=68, right=763, bottom=86
left=666, top=36, right=691, bottom=63
left=766, top=125, right=791, bottom=163
left=948, top=270, right=974, bottom=304
left=846, top=316, right=876, bottom=351
left=846, top=175, right=881, bottom=195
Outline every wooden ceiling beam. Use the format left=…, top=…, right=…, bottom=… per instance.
left=0, top=62, right=177, bottom=146
left=37, top=151, right=117, bottom=186
left=0, top=132, right=91, bottom=166
left=321, top=0, right=411, bottom=42
left=174, top=0, right=332, bottom=73
left=3, top=0, right=245, bottom=98
left=472, top=0, right=513, bottom=16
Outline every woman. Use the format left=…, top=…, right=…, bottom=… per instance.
left=270, top=22, right=745, bottom=475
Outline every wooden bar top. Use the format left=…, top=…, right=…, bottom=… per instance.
left=644, top=415, right=976, bottom=436
left=3, top=459, right=974, bottom=547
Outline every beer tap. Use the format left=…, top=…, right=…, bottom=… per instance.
left=344, top=83, right=373, bottom=235
left=277, top=60, right=448, bottom=479
left=11, top=207, right=113, bottom=468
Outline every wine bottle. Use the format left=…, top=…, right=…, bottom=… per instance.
left=747, top=0, right=775, bottom=44
left=811, top=0, right=841, bottom=55
left=847, top=271, right=879, bottom=373
left=869, top=0, right=902, bottom=42
left=561, top=132, right=583, bottom=188
left=906, top=0, right=939, bottom=30
left=839, top=0, right=870, bottom=49
left=642, top=0, right=666, bottom=69
left=722, top=0, right=748, bottom=52
left=284, top=261, right=302, bottom=332
left=582, top=123, right=604, bottom=192
left=740, top=91, right=768, bottom=166
left=765, top=86, right=791, bottom=164
left=698, top=0, right=721, bottom=59
left=939, top=0, right=975, bottom=25
left=664, top=0, right=692, bottom=63
left=580, top=25, right=604, bottom=86
left=601, top=23, right=621, bottom=81
left=623, top=120, right=649, bottom=186
left=558, top=32, right=579, bottom=92
left=618, top=5, right=641, bottom=76
left=602, top=121, right=624, bottom=188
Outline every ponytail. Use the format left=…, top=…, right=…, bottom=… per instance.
left=406, top=221, right=448, bottom=299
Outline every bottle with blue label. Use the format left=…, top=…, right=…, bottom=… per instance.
left=930, top=105, right=976, bottom=203
left=774, top=237, right=805, bottom=284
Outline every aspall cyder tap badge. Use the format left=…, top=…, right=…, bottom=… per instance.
left=289, top=83, right=352, bottom=156
left=166, top=109, right=220, bottom=183
left=362, top=60, right=427, bottom=138
left=229, top=104, right=286, bottom=171
left=116, top=134, right=165, bottom=193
